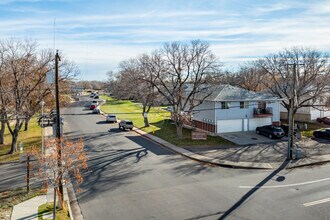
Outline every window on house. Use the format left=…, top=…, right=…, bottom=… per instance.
left=240, top=101, right=249, bottom=109
left=258, top=101, right=266, bottom=110
left=221, top=102, right=230, bottom=109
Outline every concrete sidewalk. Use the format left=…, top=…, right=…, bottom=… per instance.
left=133, top=127, right=330, bottom=170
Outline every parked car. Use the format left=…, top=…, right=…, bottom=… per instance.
left=93, top=95, right=99, bottom=99
left=90, top=104, right=97, bottom=110
left=316, top=117, right=330, bottom=125
left=92, top=100, right=99, bottom=105
left=313, top=128, right=330, bottom=139
left=51, top=116, right=64, bottom=125
left=256, top=125, right=285, bottom=139
left=119, top=120, right=133, bottom=130
left=106, top=114, right=117, bottom=123
left=92, top=108, right=101, bottom=114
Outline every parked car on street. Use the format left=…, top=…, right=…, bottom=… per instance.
left=119, top=120, right=133, bottom=130
left=256, top=125, right=285, bottom=139
left=106, top=114, right=117, bottom=123
left=313, top=128, right=330, bottom=139
left=92, top=100, right=99, bottom=105
left=316, top=117, right=330, bottom=125
left=92, top=108, right=101, bottom=114
left=51, top=116, right=64, bottom=125
left=90, top=104, right=97, bottom=110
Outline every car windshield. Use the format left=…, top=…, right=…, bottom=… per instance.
left=126, top=121, right=133, bottom=125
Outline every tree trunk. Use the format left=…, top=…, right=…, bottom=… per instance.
left=0, top=115, right=5, bottom=145
left=24, top=117, right=30, bottom=131
left=8, top=120, right=23, bottom=154
left=143, top=116, right=149, bottom=127
left=10, top=129, right=19, bottom=154
left=176, top=121, right=183, bottom=139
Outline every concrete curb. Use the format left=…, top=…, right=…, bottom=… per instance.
left=98, top=100, right=330, bottom=170
left=66, top=182, right=84, bottom=220
left=133, top=128, right=274, bottom=169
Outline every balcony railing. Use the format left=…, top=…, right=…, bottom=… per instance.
left=253, top=107, right=273, bottom=117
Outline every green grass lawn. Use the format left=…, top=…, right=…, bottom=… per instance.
left=101, top=95, right=233, bottom=146
left=281, top=120, right=330, bottom=138
left=38, top=202, right=70, bottom=220
left=0, top=117, right=42, bottom=163
left=0, top=187, right=46, bottom=220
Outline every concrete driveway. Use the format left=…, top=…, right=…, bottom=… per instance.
left=218, top=131, right=288, bottom=145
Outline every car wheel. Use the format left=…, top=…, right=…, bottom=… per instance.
left=256, top=130, right=260, bottom=134
left=314, top=133, right=318, bottom=138
left=268, top=134, right=273, bottom=139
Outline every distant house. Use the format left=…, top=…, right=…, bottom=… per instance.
left=187, top=85, right=281, bottom=133
left=280, top=95, right=330, bottom=121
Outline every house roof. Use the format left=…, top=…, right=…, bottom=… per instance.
left=196, top=84, right=280, bottom=102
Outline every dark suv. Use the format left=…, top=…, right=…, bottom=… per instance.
left=256, top=125, right=285, bottom=139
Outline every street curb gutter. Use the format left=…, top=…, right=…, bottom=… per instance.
left=133, top=128, right=273, bottom=169
left=66, top=182, right=84, bottom=220
left=64, top=187, right=74, bottom=220
left=286, top=156, right=330, bottom=169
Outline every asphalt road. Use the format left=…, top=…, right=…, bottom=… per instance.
left=0, top=98, right=328, bottom=219
left=55, top=99, right=330, bottom=219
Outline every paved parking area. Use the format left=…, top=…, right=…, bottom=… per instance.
left=218, top=131, right=288, bottom=145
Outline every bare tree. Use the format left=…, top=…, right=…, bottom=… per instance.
left=225, top=62, right=269, bottom=92
left=0, top=38, right=78, bottom=153
left=144, top=40, right=221, bottom=139
left=116, top=55, right=159, bottom=127
left=258, top=47, right=330, bottom=116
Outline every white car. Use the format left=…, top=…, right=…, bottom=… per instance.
left=106, top=114, right=117, bottom=123
left=119, top=120, right=133, bottom=130
left=92, top=100, right=99, bottom=105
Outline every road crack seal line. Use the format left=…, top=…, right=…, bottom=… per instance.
left=239, top=177, right=330, bottom=189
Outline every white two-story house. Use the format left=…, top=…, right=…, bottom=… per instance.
left=189, top=85, right=281, bottom=133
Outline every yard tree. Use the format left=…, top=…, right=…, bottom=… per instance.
left=257, top=47, right=330, bottom=118
left=115, top=56, right=159, bottom=127
left=0, top=38, right=78, bottom=153
left=225, top=62, right=268, bottom=92
left=0, top=43, right=11, bottom=145
left=30, top=137, right=87, bottom=218
left=143, top=40, right=221, bottom=139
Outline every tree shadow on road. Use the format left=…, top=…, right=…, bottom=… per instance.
left=161, top=155, right=214, bottom=176
left=75, top=148, right=152, bottom=202
left=218, top=160, right=289, bottom=219
left=126, top=136, right=174, bottom=156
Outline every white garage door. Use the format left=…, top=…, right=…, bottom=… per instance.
left=217, top=119, right=242, bottom=133
left=249, top=118, right=272, bottom=131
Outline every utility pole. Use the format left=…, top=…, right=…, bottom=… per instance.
left=55, top=50, right=63, bottom=202
left=287, top=63, right=296, bottom=160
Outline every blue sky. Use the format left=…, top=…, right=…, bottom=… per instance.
left=0, top=0, right=329, bottom=81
